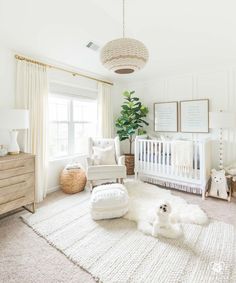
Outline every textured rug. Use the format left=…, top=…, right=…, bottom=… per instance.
left=21, top=184, right=236, bottom=283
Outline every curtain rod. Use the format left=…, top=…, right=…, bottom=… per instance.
left=15, top=54, right=113, bottom=86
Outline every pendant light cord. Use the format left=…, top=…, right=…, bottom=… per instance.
left=123, top=0, right=125, bottom=38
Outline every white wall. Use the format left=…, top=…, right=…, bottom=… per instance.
left=113, top=69, right=236, bottom=168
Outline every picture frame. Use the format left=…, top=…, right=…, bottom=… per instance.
left=154, top=101, right=178, bottom=132
left=180, top=99, right=209, bottom=133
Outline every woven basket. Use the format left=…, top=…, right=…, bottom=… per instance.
left=60, top=168, right=87, bottom=194
left=125, top=154, right=135, bottom=175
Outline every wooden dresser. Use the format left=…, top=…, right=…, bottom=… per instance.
left=0, top=153, right=35, bottom=215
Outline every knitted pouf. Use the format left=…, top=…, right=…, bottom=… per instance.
left=90, top=183, right=129, bottom=220
left=60, top=168, right=87, bottom=194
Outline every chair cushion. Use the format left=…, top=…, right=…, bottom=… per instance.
left=92, top=146, right=116, bottom=165
left=87, top=165, right=126, bottom=180
left=90, top=183, right=129, bottom=220
left=88, top=165, right=126, bottom=173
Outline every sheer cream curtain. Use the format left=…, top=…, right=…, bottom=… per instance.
left=16, top=60, right=48, bottom=202
left=97, top=82, right=113, bottom=138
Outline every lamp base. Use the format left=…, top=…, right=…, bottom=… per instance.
left=8, top=130, right=20, bottom=155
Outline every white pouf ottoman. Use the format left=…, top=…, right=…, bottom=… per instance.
left=90, top=183, right=129, bottom=220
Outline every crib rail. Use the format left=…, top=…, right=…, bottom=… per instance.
left=135, top=138, right=211, bottom=192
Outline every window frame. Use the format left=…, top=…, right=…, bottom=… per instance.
left=49, top=93, right=97, bottom=160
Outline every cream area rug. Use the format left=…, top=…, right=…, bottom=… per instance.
left=22, top=181, right=236, bottom=283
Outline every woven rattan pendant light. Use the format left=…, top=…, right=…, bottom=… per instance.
left=100, top=0, right=149, bottom=74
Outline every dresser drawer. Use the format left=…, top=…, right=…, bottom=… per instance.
left=0, top=158, right=35, bottom=180
left=0, top=196, right=34, bottom=215
left=0, top=173, right=34, bottom=205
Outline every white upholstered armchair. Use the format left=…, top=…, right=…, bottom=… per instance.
left=86, top=137, right=127, bottom=188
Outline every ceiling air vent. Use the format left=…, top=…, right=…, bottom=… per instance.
left=86, top=41, right=100, bottom=51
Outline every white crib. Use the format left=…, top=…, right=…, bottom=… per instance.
left=134, top=137, right=211, bottom=198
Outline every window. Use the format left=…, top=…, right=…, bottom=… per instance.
left=49, top=94, right=97, bottom=159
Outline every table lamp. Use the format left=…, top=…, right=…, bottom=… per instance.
left=0, top=109, right=29, bottom=154
left=209, top=111, right=236, bottom=169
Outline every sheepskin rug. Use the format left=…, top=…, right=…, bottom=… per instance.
left=123, top=180, right=208, bottom=225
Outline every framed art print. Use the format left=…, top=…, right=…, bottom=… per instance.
left=180, top=99, right=209, bottom=133
left=154, top=102, right=178, bottom=132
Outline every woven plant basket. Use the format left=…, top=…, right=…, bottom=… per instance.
left=60, top=168, right=87, bottom=194
left=125, top=154, right=135, bottom=175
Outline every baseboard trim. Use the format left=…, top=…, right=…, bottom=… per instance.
left=47, top=185, right=60, bottom=194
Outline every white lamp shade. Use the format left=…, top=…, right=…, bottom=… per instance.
left=0, top=109, right=29, bottom=130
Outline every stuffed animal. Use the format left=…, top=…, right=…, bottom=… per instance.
left=209, top=169, right=228, bottom=199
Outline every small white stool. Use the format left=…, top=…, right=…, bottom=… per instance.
left=90, top=183, right=129, bottom=220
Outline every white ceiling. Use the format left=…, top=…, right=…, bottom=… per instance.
left=1, top=0, right=236, bottom=82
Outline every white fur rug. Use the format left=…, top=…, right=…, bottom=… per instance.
left=124, top=180, right=208, bottom=225
left=21, top=181, right=236, bottom=283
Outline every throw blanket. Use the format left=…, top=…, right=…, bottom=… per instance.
left=171, top=140, right=193, bottom=173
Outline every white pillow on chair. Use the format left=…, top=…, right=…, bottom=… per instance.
left=92, top=146, right=116, bottom=165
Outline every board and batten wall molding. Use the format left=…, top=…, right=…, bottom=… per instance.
left=114, top=68, right=236, bottom=168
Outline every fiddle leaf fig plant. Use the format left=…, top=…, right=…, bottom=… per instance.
left=115, top=90, right=149, bottom=154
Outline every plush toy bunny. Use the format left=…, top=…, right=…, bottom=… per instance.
left=209, top=169, right=228, bottom=199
